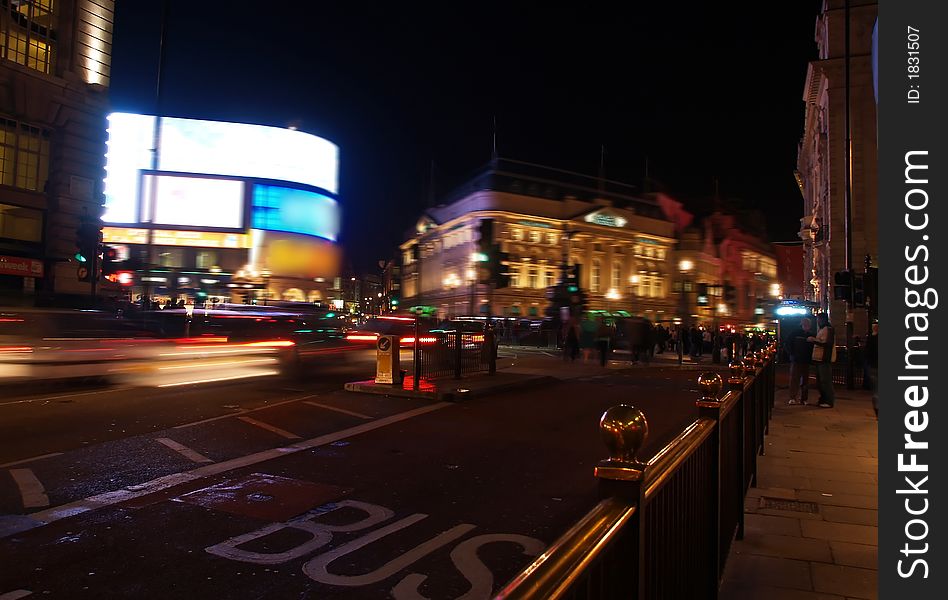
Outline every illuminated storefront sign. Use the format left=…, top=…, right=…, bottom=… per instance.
left=584, top=211, right=627, bottom=228
left=0, top=255, right=43, bottom=277
left=103, top=227, right=252, bottom=249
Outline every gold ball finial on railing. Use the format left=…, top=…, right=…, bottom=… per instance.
left=599, top=405, right=649, bottom=464
left=698, top=372, right=723, bottom=402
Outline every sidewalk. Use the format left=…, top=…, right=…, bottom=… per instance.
left=720, top=382, right=878, bottom=599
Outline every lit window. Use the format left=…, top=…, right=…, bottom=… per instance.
left=1, top=0, right=57, bottom=75
left=510, top=264, right=520, bottom=287
left=512, top=229, right=523, bottom=241
left=612, top=261, right=621, bottom=290
left=1, top=117, right=50, bottom=192
left=528, top=266, right=538, bottom=289
left=545, top=268, right=555, bottom=288
left=0, top=202, right=42, bottom=242
left=529, top=230, right=540, bottom=243
left=546, top=232, right=557, bottom=245
left=591, top=259, right=601, bottom=293
left=196, top=251, right=218, bottom=269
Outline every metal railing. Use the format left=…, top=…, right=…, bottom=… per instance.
left=416, top=330, right=495, bottom=380
left=496, top=347, right=778, bottom=600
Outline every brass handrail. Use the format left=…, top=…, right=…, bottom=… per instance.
left=643, top=417, right=715, bottom=500
left=494, top=497, right=637, bottom=600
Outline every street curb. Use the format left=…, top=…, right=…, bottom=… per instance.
left=343, top=375, right=556, bottom=402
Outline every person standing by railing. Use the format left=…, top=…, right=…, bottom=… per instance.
left=786, top=318, right=814, bottom=405
left=808, top=313, right=836, bottom=408
left=865, top=321, right=878, bottom=417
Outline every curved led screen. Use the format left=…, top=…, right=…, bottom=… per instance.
left=251, top=184, right=339, bottom=242
left=103, top=112, right=339, bottom=225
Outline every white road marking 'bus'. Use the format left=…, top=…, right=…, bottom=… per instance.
left=303, top=401, right=373, bottom=420
left=27, top=402, right=451, bottom=526
left=8, top=469, right=49, bottom=508
left=155, top=438, right=213, bottom=463
left=0, top=590, right=33, bottom=600
left=237, top=416, right=301, bottom=439
left=0, top=453, right=63, bottom=469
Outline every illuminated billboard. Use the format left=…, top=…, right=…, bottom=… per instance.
left=251, top=184, right=339, bottom=242
left=103, top=112, right=339, bottom=225
left=140, top=173, right=245, bottom=230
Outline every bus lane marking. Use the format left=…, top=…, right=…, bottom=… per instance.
left=156, top=438, right=213, bottom=463
left=173, top=394, right=323, bottom=429
left=237, top=417, right=301, bottom=439
left=204, top=498, right=545, bottom=599
left=27, top=402, right=452, bottom=526
left=303, top=401, right=373, bottom=420
left=8, top=469, right=49, bottom=508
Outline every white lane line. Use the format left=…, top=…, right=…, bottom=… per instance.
left=237, top=417, right=302, bottom=439
left=0, top=452, right=63, bottom=469
left=29, top=402, right=452, bottom=526
left=155, top=438, right=214, bottom=464
left=0, top=387, right=131, bottom=408
left=172, top=394, right=321, bottom=430
left=0, top=590, right=33, bottom=600
left=8, top=469, right=49, bottom=508
left=157, top=370, right=280, bottom=388
left=303, top=401, right=373, bottom=420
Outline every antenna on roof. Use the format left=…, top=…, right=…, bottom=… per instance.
left=491, top=115, right=498, bottom=165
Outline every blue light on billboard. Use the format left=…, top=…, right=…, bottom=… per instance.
left=251, top=185, right=340, bottom=242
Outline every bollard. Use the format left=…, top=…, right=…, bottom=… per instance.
left=728, top=360, right=745, bottom=390
left=412, top=316, right=421, bottom=391
left=486, top=327, right=497, bottom=375
left=594, top=404, right=648, bottom=599
left=454, top=329, right=463, bottom=379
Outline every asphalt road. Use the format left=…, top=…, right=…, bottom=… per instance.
left=0, top=353, right=714, bottom=599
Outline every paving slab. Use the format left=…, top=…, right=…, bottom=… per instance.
left=720, top=376, right=878, bottom=600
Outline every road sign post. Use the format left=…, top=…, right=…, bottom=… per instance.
left=375, top=335, right=401, bottom=384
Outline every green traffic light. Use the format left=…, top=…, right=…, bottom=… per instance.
left=568, top=285, right=578, bottom=293
left=74, top=253, right=87, bottom=263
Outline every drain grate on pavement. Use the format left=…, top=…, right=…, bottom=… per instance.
left=759, top=497, right=820, bottom=513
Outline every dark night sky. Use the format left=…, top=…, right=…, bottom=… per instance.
left=109, top=1, right=822, bottom=273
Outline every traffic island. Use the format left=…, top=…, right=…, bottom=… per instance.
left=344, top=372, right=555, bottom=402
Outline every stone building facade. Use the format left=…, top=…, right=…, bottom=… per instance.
left=0, top=0, right=113, bottom=305
left=400, top=160, right=677, bottom=320
left=797, top=0, right=878, bottom=335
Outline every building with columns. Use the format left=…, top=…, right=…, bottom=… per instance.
left=797, top=0, right=878, bottom=336
left=400, top=159, right=677, bottom=321
left=0, top=0, right=114, bottom=305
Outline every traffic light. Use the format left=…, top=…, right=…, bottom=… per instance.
left=833, top=270, right=853, bottom=302
left=491, top=246, right=510, bottom=289
left=75, top=211, right=102, bottom=281
left=477, top=218, right=494, bottom=254
left=697, top=283, right=709, bottom=306
left=852, top=273, right=866, bottom=308
left=568, top=264, right=581, bottom=293
left=101, top=245, right=118, bottom=277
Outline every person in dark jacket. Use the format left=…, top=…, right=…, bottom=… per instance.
left=786, top=318, right=814, bottom=405
left=808, top=313, right=836, bottom=408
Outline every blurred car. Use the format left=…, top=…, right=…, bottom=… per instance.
left=344, top=316, right=436, bottom=348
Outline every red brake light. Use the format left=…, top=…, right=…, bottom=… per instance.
left=346, top=334, right=379, bottom=341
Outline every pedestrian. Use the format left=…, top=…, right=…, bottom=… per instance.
left=595, top=317, right=611, bottom=367
left=865, top=321, right=879, bottom=417
left=808, top=313, right=836, bottom=408
left=580, top=314, right=597, bottom=362
left=786, top=318, right=814, bottom=405
left=563, top=313, right=580, bottom=362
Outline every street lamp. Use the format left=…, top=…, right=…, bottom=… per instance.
left=606, top=288, right=620, bottom=313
